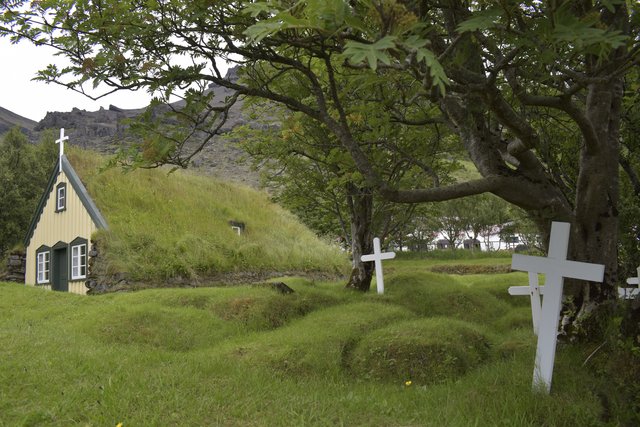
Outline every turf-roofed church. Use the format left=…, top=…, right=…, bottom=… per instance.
left=23, top=129, right=107, bottom=294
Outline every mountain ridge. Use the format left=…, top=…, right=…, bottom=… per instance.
left=0, top=105, right=38, bottom=136
left=0, top=68, right=260, bottom=187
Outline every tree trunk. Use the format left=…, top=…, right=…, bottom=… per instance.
left=560, top=78, right=623, bottom=339
left=439, top=81, right=623, bottom=340
left=345, top=184, right=374, bottom=291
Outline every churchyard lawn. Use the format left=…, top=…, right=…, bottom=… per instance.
left=0, top=255, right=637, bottom=426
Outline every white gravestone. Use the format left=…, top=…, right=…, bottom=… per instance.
left=361, top=237, right=395, bottom=294
left=619, top=266, right=640, bottom=299
left=508, top=272, right=545, bottom=335
left=55, top=128, right=68, bottom=173
left=510, top=221, right=604, bottom=393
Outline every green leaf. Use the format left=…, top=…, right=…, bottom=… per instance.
left=243, top=2, right=276, bottom=18
left=415, top=48, right=450, bottom=95
left=306, top=0, right=348, bottom=31
left=343, top=36, right=397, bottom=71
left=403, top=35, right=428, bottom=51
left=457, top=8, right=502, bottom=33
left=549, top=1, right=629, bottom=56
left=244, top=13, right=310, bottom=44
left=343, top=15, right=367, bottom=34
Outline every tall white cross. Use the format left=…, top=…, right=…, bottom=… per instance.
left=361, top=237, right=396, bottom=294
left=55, top=128, right=69, bottom=173
left=619, top=266, right=640, bottom=299
left=510, top=221, right=604, bottom=393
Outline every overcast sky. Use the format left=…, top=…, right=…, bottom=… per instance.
left=0, top=37, right=153, bottom=122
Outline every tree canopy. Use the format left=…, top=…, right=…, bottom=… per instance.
left=2, top=0, right=636, bottom=211
left=0, top=128, right=57, bottom=256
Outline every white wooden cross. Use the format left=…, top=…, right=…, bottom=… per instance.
left=361, top=237, right=395, bottom=294
left=510, top=221, right=604, bottom=393
left=619, top=266, right=640, bottom=299
left=508, top=272, right=545, bottom=335
left=55, top=128, right=68, bottom=173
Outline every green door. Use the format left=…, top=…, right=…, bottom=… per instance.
left=53, top=247, right=68, bottom=292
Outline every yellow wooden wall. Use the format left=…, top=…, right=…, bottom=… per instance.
left=25, top=170, right=99, bottom=295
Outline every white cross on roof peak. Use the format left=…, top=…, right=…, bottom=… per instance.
left=55, top=128, right=69, bottom=173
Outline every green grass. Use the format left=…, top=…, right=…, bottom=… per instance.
left=66, top=149, right=347, bottom=282
left=3, top=257, right=638, bottom=426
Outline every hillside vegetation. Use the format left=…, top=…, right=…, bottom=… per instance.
left=1, top=257, right=637, bottom=425
left=64, top=149, right=347, bottom=284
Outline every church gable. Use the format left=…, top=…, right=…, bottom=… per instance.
left=24, top=155, right=108, bottom=248
left=24, top=130, right=108, bottom=294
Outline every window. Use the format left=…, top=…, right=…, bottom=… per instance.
left=56, top=182, right=67, bottom=212
left=71, top=243, right=87, bottom=280
left=36, top=249, right=50, bottom=284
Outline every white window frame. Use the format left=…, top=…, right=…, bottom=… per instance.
left=37, top=251, right=50, bottom=284
left=56, top=185, right=66, bottom=211
left=71, top=243, right=87, bottom=280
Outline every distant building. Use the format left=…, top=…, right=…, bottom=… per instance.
left=436, top=239, right=450, bottom=250
left=426, top=225, right=530, bottom=252
left=463, top=239, right=481, bottom=250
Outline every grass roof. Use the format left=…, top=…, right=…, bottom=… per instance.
left=66, top=149, right=348, bottom=283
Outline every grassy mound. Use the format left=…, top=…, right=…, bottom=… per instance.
left=349, top=317, right=492, bottom=384
left=209, top=291, right=332, bottom=330
left=467, top=272, right=533, bottom=307
left=225, top=302, right=416, bottom=378
left=85, top=280, right=342, bottom=350
left=66, top=149, right=348, bottom=282
left=164, top=279, right=341, bottom=331
left=91, top=305, right=232, bottom=352
left=384, top=272, right=512, bottom=323
left=492, top=306, right=536, bottom=333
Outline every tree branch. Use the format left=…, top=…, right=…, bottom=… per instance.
left=620, top=156, right=640, bottom=197
left=378, top=176, right=506, bottom=204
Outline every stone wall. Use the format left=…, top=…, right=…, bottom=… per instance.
left=84, top=239, right=129, bottom=294
left=3, top=251, right=26, bottom=283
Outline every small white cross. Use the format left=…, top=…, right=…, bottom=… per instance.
left=510, top=221, right=604, bottom=393
left=55, top=128, right=69, bottom=173
left=361, top=237, right=396, bottom=294
left=619, top=266, right=640, bottom=299
left=508, top=272, right=545, bottom=335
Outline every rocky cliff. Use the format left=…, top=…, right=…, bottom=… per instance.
left=1, top=68, right=262, bottom=188
left=34, top=105, right=140, bottom=152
